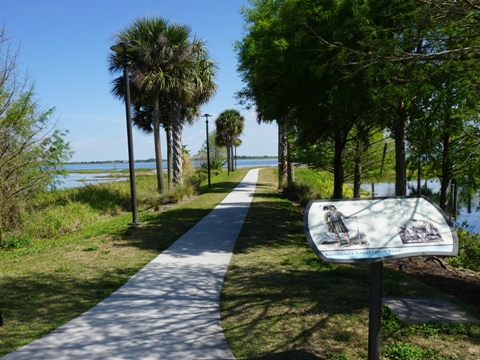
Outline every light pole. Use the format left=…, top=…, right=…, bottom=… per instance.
left=110, top=42, right=141, bottom=226
left=203, top=113, right=211, bottom=188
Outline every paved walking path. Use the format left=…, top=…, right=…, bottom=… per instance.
left=3, top=169, right=260, bottom=360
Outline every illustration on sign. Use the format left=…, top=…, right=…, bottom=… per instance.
left=304, top=196, right=458, bottom=263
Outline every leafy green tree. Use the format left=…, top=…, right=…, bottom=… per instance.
left=407, top=72, right=480, bottom=211
left=295, top=127, right=394, bottom=197
left=238, top=0, right=379, bottom=198
left=344, top=0, right=480, bottom=197
left=238, top=0, right=480, bottom=201
left=195, top=130, right=227, bottom=170
left=236, top=0, right=296, bottom=188
left=0, top=29, right=72, bottom=235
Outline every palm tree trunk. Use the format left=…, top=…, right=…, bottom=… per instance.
left=166, top=125, right=173, bottom=189
left=172, top=114, right=184, bottom=185
left=234, top=143, right=237, bottom=171
left=230, top=143, right=234, bottom=172
left=226, top=135, right=231, bottom=173
left=153, top=100, right=165, bottom=193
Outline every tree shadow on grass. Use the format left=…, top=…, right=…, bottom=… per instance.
left=113, top=207, right=214, bottom=252
left=0, top=267, right=141, bottom=356
left=220, top=175, right=474, bottom=359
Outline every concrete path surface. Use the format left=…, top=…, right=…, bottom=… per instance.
left=3, top=169, right=260, bottom=360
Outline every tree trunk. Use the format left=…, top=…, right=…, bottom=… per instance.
left=393, top=108, right=407, bottom=196
left=234, top=143, right=237, bottom=171
left=286, top=117, right=295, bottom=185
left=229, top=142, right=234, bottom=172
left=153, top=100, right=165, bottom=193
left=166, top=125, right=173, bottom=189
left=278, top=118, right=288, bottom=189
left=353, top=140, right=362, bottom=198
left=172, top=117, right=184, bottom=185
left=226, top=135, right=231, bottom=174
left=439, top=132, right=452, bottom=211
left=333, top=132, right=345, bottom=199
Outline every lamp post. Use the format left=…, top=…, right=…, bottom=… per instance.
left=110, top=42, right=141, bottom=226
left=203, top=113, right=211, bottom=188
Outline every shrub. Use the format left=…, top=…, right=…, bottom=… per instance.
left=0, top=34, right=71, bottom=236
left=0, top=233, right=32, bottom=250
left=282, top=168, right=354, bottom=206
left=282, top=181, right=316, bottom=207
left=446, top=229, right=480, bottom=272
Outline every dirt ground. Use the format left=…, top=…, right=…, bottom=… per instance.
left=386, top=257, right=480, bottom=318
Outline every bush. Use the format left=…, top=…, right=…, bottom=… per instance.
left=446, top=229, right=480, bottom=272
left=282, top=181, right=316, bottom=207
left=282, top=168, right=354, bottom=206
left=0, top=233, right=32, bottom=250
left=0, top=33, right=71, bottom=236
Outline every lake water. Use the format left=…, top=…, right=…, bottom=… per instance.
left=59, top=159, right=278, bottom=189
left=59, top=162, right=479, bottom=234
left=356, top=179, right=480, bottom=234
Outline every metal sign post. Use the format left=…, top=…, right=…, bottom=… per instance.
left=368, top=261, right=383, bottom=360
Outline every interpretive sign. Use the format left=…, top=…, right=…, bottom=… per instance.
left=304, top=196, right=458, bottom=263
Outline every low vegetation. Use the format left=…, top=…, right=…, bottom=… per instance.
left=0, top=169, right=207, bottom=250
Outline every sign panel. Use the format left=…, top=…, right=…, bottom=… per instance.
left=304, top=196, right=458, bottom=263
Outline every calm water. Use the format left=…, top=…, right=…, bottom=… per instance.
left=59, top=159, right=278, bottom=189
left=356, top=179, right=480, bottom=234
left=59, top=162, right=478, bottom=233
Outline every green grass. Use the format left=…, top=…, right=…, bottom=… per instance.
left=0, top=168, right=249, bottom=356
left=220, top=169, right=480, bottom=360
left=1, top=167, right=479, bottom=359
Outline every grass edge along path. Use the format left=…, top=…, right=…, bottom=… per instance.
left=220, top=168, right=480, bottom=360
left=0, top=169, right=249, bottom=357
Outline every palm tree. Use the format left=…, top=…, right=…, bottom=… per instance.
left=170, top=37, right=218, bottom=185
left=109, top=17, right=217, bottom=191
left=215, top=109, right=245, bottom=172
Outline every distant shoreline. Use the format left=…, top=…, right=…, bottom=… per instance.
left=65, top=156, right=277, bottom=165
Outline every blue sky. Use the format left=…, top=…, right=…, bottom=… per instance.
left=0, top=0, right=277, bottom=162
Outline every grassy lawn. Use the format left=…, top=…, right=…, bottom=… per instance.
left=1, top=167, right=479, bottom=359
left=220, top=169, right=480, bottom=360
left=0, top=169, right=248, bottom=357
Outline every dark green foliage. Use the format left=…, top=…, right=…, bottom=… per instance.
left=237, top=0, right=480, bottom=200
left=282, top=182, right=316, bottom=207
left=446, top=229, right=480, bottom=272
left=0, top=234, right=32, bottom=250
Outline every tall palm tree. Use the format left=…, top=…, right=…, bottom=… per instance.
left=170, top=37, right=218, bottom=185
left=215, top=109, right=245, bottom=172
left=109, top=17, right=217, bottom=192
